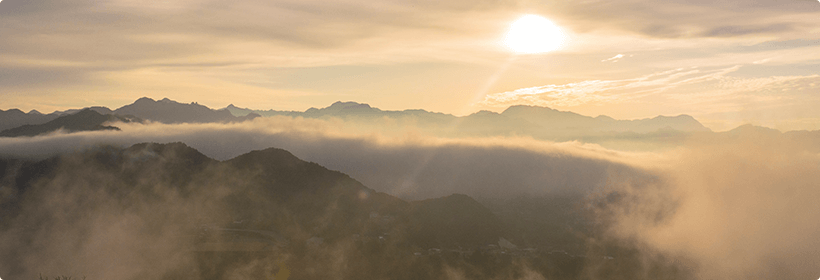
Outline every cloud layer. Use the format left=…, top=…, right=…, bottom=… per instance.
left=593, top=135, right=820, bottom=279
left=1, top=117, right=819, bottom=278
left=0, top=118, right=645, bottom=200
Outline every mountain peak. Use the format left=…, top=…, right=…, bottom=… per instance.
left=328, top=101, right=372, bottom=110
left=114, top=97, right=242, bottom=124
left=76, top=108, right=103, bottom=116
left=228, top=147, right=304, bottom=169
left=125, top=142, right=210, bottom=160
left=506, top=104, right=552, bottom=109
left=302, top=101, right=380, bottom=116
left=651, top=114, right=695, bottom=120
left=135, top=97, right=155, bottom=103
left=471, top=110, right=500, bottom=116
left=727, top=124, right=781, bottom=134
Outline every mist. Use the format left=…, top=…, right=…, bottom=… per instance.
left=0, top=117, right=649, bottom=200
left=586, top=134, right=820, bottom=279
left=1, top=116, right=819, bottom=279
left=0, top=145, right=232, bottom=279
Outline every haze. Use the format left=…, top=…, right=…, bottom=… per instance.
left=1, top=0, right=819, bottom=280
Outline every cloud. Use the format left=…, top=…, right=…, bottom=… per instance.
left=541, top=0, right=820, bottom=39
left=0, top=0, right=526, bottom=111
left=0, top=117, right=654, bottom=279
left=601, top=54, right=625, bottom=63
left=590, top=134, right=820, bottom=279
left=0, top=144, right=235, bottom=279
left=2, top=115, right=820, bottom=278
left=480, top=65, right=820, bottom=116
left=0, top=117, right=650, bottom=200
left=0, top=0, right=512, bottom=68
left=480, top=66, right=741, bottom=108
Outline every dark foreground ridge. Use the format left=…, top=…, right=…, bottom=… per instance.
left=0, top=143, right=692, bottom=280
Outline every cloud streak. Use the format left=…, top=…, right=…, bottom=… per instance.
left=481, top=66, right=741, bottom=107
left=541, top=0, right=820, bottom=39
left=481, top=65, right=820, bottom=117
left=601, top=54, right=625, bottom=63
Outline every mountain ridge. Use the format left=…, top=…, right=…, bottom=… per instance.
left=16, top=98, right=808, bottom=145
left=0, top=109, right=139, bottom=137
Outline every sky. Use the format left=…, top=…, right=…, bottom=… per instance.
left=1, top=0, right=819, bottom=131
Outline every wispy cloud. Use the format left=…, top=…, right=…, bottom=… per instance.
left=542, top=0, right=820, bottom=39
left=481, top=65, right=820, bottom=111
left=601, top=54, right=625, bottom=62
left=481, top=66, right=741, bottom=107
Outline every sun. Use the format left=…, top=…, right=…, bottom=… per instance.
left=504, top=14, right=565, bottom=54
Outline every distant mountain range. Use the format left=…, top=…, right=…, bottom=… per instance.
left=0, top=97, right=258, bottom=137
left=0, top=109, right=139, bottom=137
left=11, top=97, right=813, bottom=146
left=118, top=97, right=259, bottom=124
left=225, top=101, right=712, bottom=146
left=227, top=101, right=709, bottom=135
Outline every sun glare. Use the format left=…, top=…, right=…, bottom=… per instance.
left=505, top=14, right=565, bottom=54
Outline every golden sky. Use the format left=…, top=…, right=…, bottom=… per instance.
left=1, top=0, right=819, bottom=131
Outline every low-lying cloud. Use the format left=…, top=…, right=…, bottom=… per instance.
left=0, top=117, right=646, bottom=200
left=590, top=134, right=820, bottom=279
left=1, top=116, right=819, bottom=279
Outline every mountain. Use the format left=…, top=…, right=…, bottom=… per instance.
left=0, top=109, right=139, bottom=137
left=114, top=97, right=259, bottom=124
left=501, top=105, right=709, bottom=134
left=225, top=103, right=303, bottom=117
left=225, top=101, right=710, bottom=143
left=0, top=97, right=260, bottom=131
left=407, top=193, right=501, bottom=248
left=0, top=142, right=515, bottom=279
left=454, top=110, right=542, bottom=137
left=0, top=142, right=673, bottom=279
left=53, top=106, right=114, bottom=116
left=303, top=101, right=384, bottom=117
left=721, top=123, right=781, bottom=137
left=0, top=108, right=60, bottom=131
left=224, top=101, right=458, bottom=123
left=1, top=99, right=710, bottom=138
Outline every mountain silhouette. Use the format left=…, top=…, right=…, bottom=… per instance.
left=0, top=109, right=139, bottom=137
left=114, top=97, right=259, bottom=124
left=0, top=108, right=60, bottom=131
left=0, top=142, right=646, bottom=279
left=0, top=142, right=502, bottom=248
left=225, top=101, right=710, bottom=143
left=501, top=105, right=709, bottom=134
